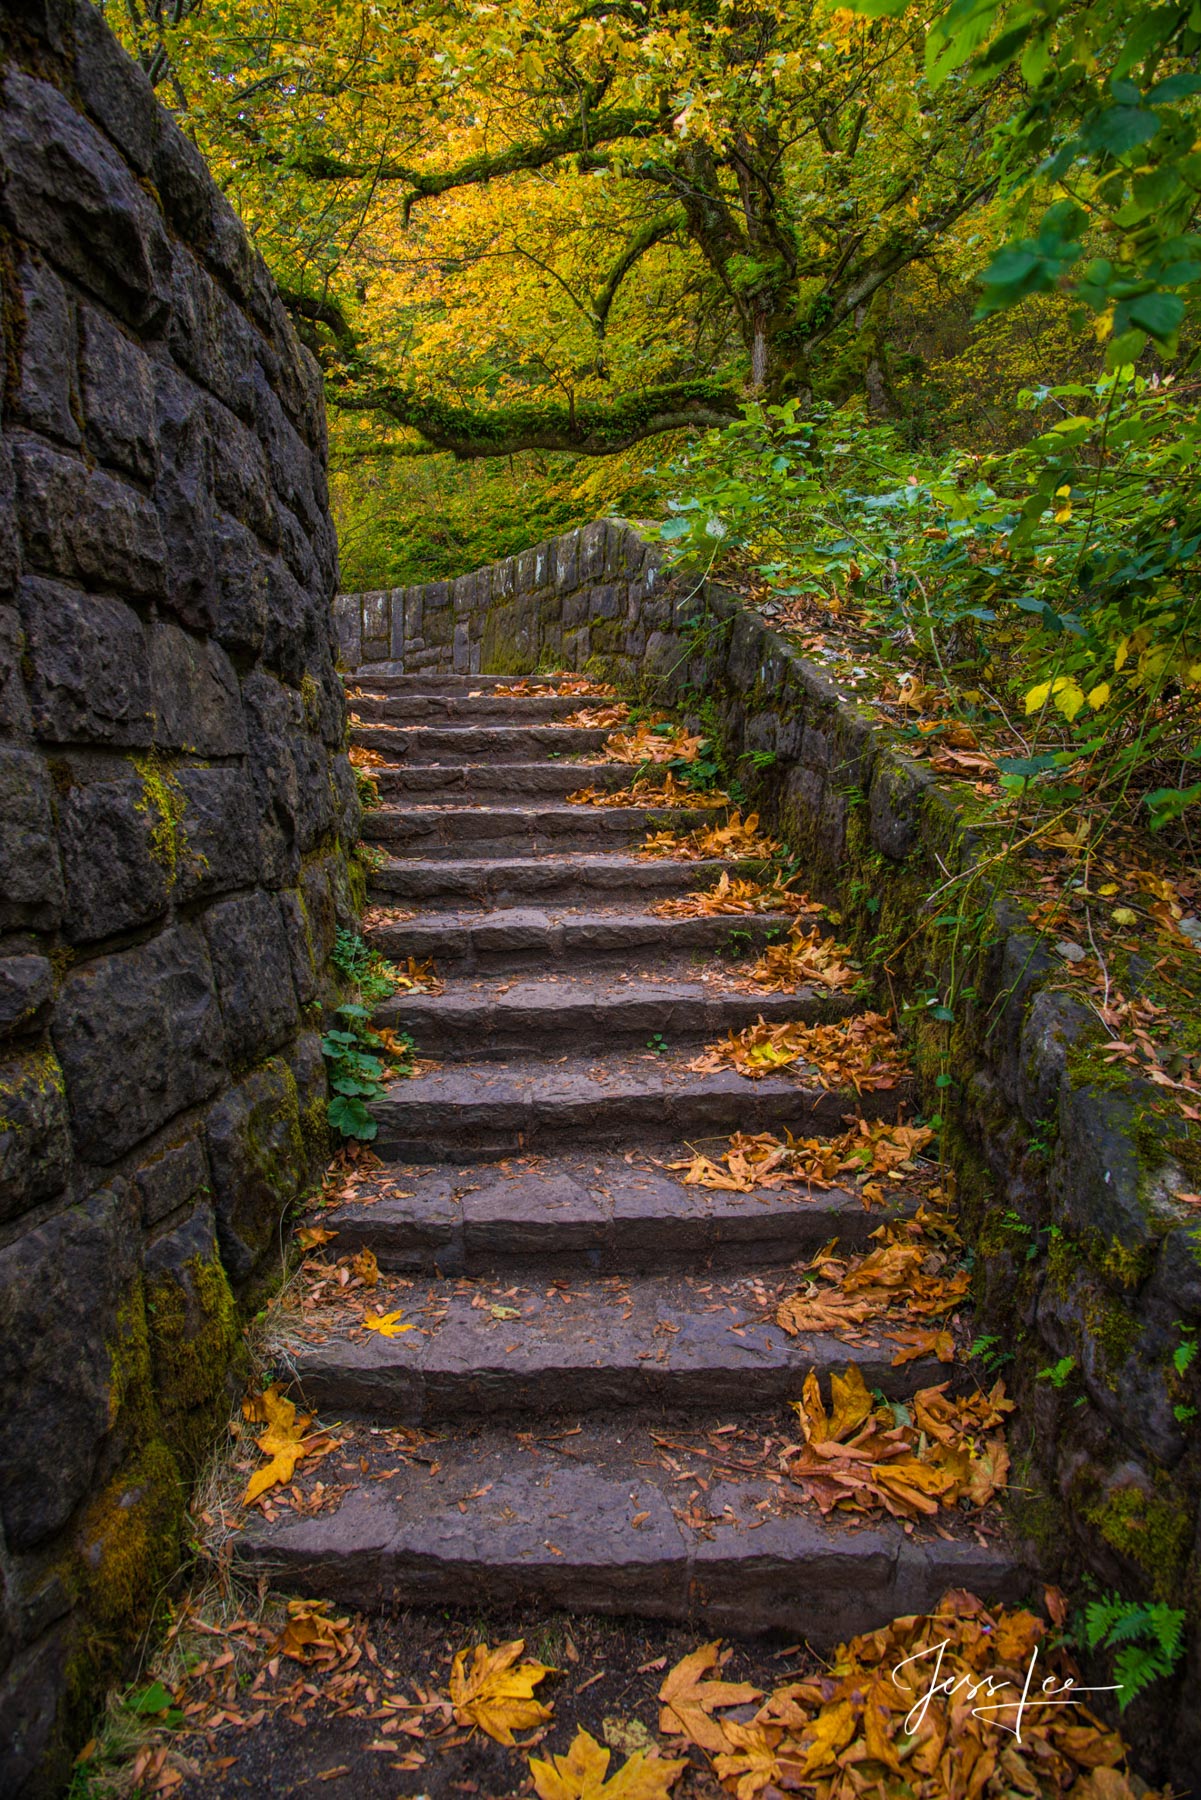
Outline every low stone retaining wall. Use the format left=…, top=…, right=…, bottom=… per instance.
left=341, top=519, right=1201, bottom=1777
left=0, top=7, right=356, bottom=1788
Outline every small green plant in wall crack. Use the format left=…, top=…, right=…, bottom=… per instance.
left=322, top=1002, right=414, bottom=1141
left=1084, top=1593, right=1186, bottom=1711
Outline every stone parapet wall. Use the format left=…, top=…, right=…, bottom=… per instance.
left=342, top=519, right=1200, bottom=1776
left=0, top=6, right=357, bottom=1789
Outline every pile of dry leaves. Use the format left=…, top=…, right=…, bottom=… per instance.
left=348, top=743, right=389, bottom=770
left=641, top=812, right=780, bottom=862
left=567, top=771, right=730, bottom=810
left=651, top=871, right=819, bottom=919
left=740, top=924, right=859, bottom=993
left=787, top=1363, right=1012, bottom=1519
left=689, top=1012, right=909, bottom=1090
left=775, top=1213, right=970, bottom=1361
left=599, top=718, right=708, bottom=764
left=669, top=1119, right=935, bottom=1196
left=563, top=702, right=633, bottom=729
left=655, top=1594, right=1162, bottom=1799
left=489, top=676, right=617, bottom=697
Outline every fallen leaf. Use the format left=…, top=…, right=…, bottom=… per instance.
left=658, top=1641, right=761, bottom=1752
left=242, top=1386, right=315, bottom=1505
left=363, top=1309, right=415, bottom=1338
left=530, top=1727, right=686, bottom=1799
left=448, top=1639, right=554, bottom=1746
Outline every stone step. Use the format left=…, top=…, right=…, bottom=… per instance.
left=349, top=723, right=611, bottom=761
left=368, top=852, right=745, bottom=906
left=368, top=761, right=637, bottom=801
left=362, top=802, right=718, bottom=858
left=352, top=693, right=598, bottom=724
left=236, top=1420, right=1029, bottom=1638
left=289, top=1269, right=945, bottom=1425
left=347, top=671, right=593, bottom=693
left=365, top=906, right=801, bottom=972
left=313, top=1150, right=896, bottom=1275
left=369, top=1050, right=911, bottom=1159
left=376, top=973, right=857, bottom=1058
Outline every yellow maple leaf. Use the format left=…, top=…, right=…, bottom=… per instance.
left=449, top=1639, right=554, bottom=1745
left=297, top=1224, right=337, bottom=1250
left=242, top=1385, right=314, bottom=1504
left=530, top=1727, right=686, bottom=1799
left=363, top=1308, right=414, bottom=1338
left=657, top=1641, right=761, bottom=1753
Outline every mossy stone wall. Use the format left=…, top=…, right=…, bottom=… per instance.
left=343, top=520, right=1201, bottom=1780
left=0, top=5, right=358, bottom=1789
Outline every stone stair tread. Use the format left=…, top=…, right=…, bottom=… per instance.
left=368, top=853, right=751, bottom=900
left=377, top=973, right=855, bottom=1056
left=362, top=802, right=717, bottom=856
left=365, top=906, right=806, bottom=971
left=369, top=1049, right=909, bottom=1158
left=286, top=1264, right=945, bottom=1422
left=369, top=761, right=637, bottom=797
left=311, top=1149, right=899, bottom=1273
left=353, top=694, right=599, bottom=722
left=236, top=1418, right=1029, bottom=1638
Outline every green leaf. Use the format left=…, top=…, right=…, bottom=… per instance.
left=1084, top=106, right=1161, bottom=156
left=1126, top=292, right=1185, bottom=340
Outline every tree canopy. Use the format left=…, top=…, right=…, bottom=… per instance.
left=110, top=0, right=1016, bottom=454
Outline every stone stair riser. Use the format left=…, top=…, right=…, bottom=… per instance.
left=368, top=855, right=748, bottom=903
left=365, top=911, right=802, bottom=972
left=361, top=805, right=716, bottom=857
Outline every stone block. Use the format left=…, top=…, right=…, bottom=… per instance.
left=453, top=620, right=470, bottom=673
left=73, top=0, right=160, bottom=173
left=333, top=593, right=361, bottom=670
left=14, top=439, right=167, bottom=598
left=0, top=71, right=171, bottom=330
left=54, top=758, right=172, bottom=943
left=12, top=256, right=80, bottom=444
left=154, top=366, right=217, bottom=631
left=205, top=1058, right=306, bottom=1284
left=149, top=621, right=246, bottom=755
left=167, top=247, right=257, bottom=423
left=0, top=604, right=31, bottom=734
left=152, top=109, right=213, bottom=242
left=0, top=746, right=65, bottom=930
left=19, top=576, right=153, bottom=744
left=0, top=1181, right=139, bottom=1551
left=0, top=436, right=19, bottom=595
left=213, top=511, right=268, bottom=655
left=554, top=531, right=579, bottom=591
left=869, top=753, right=933, bottom=861
left=0, top=1624, right=69, bottom=1798
left=202, top=891, right=298, bottom=1066
left=174, top=763, right=259, bottom=900
left=254, top=366, right=319, bottom=533
left=79, top=303, right=156, bottom=482
left=0, top=1044, right=71, bottom=1225
left=287, top=1027, right=329, bottom=1174
left=261, top=556, right=320, bottom=684
left=0, top=956, right=53, bottom=1041
left=132, top=1127, right=210, bottom=1229
left=53, top=924, right=226, bottom=1162
left=207, top=397, right=277, bottom=543
left=142, top=1200, right=239, bottom=1467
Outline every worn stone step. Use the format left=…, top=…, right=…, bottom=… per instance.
left=313, top=1151, right=898, bottom=1275
left=362, top=803, right=718, bottom=858
left=369, top=1050, right=911, bottom=1159
left=347, top=672, right=592, bottom=693
left=368, top=761, right=637, bottom=801
left=237, top=1420, right=1029, bottom=1638
left=289, top=1269, right=944, bottom=1424
left=353, top=693, right=597, bottom=724
left=365, top=906, right=801, bottom=972
left=349, top=723, right=612, bottom=761
left=368, top=852, right=745, bottom=906
left=376, top=973, right=856, bottom=1058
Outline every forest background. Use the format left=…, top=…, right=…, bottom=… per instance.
left=105, top=0, right=1201, bottom=854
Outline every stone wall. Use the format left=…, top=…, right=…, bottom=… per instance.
left=341, top=519, right=1201, bottom=1779
left=0, top=5, right=357, bottom=1789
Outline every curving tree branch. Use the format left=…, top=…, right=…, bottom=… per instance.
left=332, top=379, right=740, bottom=459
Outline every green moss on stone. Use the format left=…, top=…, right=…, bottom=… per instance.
left=1082, top=1479, right=1193, bottom=1601
left=145, top=1253, right=243, bottom=1474
left=132, top=754, right=188, bottom=885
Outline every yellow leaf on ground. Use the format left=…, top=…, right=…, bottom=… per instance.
left=352, top=1247, right=379, bottom=1287
left=650, top=871, right=816, bottom=919
left=530, top=1727, right=686, bottom=1800
left=362, top=1309, right=414, bottom=1337
left=449, top=1638, right=554, bottom=1746
left=276, top=1598, right=355, bottom=1666
left=241, top=1385, right=315, bottom=1504
left=658, top=1641, right=761, bottom=1753
left=297, top=1225, right=337, bottom=1250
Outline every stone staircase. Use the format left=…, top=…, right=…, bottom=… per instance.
left=241, top=671, right=1029, bottom=1641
